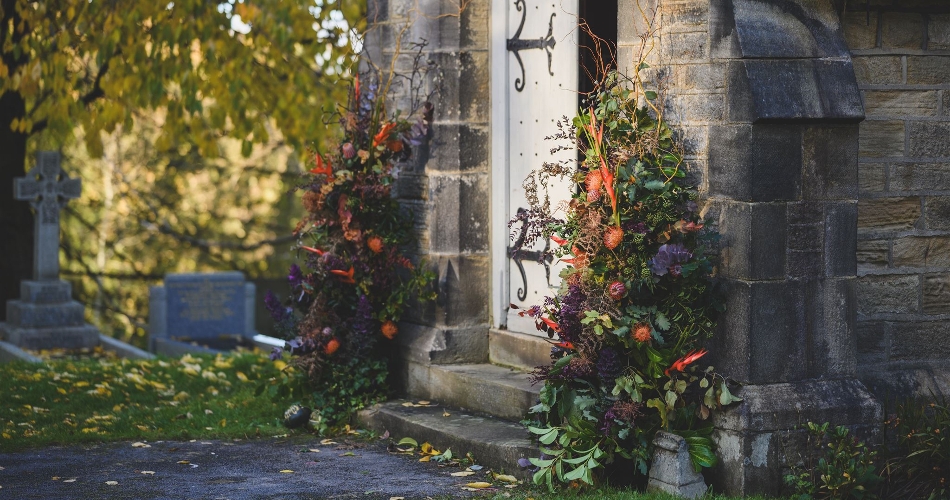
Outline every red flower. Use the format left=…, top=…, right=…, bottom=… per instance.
left=664, top=348, right=708, bottom=376
left=550, top=235, right=568, bottom=246
left=539, top=316, right=560, bottom=332
left=554, top=341, right=575, bottom=350
left=381, top=320, right=398, bottom=339
left=330, top=266, right=356, bottom=284
left=354, top=74, right=360, bottom=101
left=310, top=152, right=333, bottom=179
left=373, top=122, right=398, bottom=148
left=300, top=245, right=325, bottom=256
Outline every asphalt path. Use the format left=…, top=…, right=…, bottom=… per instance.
left=0, top=435, right=490, bottom=499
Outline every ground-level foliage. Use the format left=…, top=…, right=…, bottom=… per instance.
left=0, top=351, right=305, bottom=452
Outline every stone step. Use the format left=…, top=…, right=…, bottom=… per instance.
left=488, top=328, right=553, bottom=371
left=423, top=363, right=540, bottom=421
left=357, top=401, right=536, bottom=477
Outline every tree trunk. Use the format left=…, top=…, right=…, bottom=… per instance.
left=0, top=90, right=32, bottom=322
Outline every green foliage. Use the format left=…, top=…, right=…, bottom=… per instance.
left=784, top=422, right=882, bottom=500
left=879, top=396, right=949, bottom=500
left=3, top=0, right=363, bottom=154
left=0, top=352, right=301, bottom=451
left=519, top=72, right=738, bottom=491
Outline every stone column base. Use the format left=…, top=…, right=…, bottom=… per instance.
left=0, top=323, right=100, bottom=350
left=710, top=378, right=881, bottom=496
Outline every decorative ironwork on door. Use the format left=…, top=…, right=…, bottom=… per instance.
left=507, top=207, right=553, bottom=301
left=506, top=0, right=556, bottom=92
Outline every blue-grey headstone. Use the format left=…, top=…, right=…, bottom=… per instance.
left=162, top=272, right=248, bottom=340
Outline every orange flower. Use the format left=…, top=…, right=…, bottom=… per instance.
left=367, top=235, right=384, bottom=253
left=324, top=338, right=340, bottom=355
left=373, top=122, right=397, bottom=147
left=632, top=323, right=652, bottom=343
left=603, top=226, right=624, bottom=250
left=561, top=246, right=588, bottom=269
left=381, top=320, right=398, bottom=339
left=330, top=266, right=356, bottom=284
left=554, top=341, right=575, bottom=350
left=665, top=348, right=708, bottom=376
left=300, top=245, right=325, bottom=256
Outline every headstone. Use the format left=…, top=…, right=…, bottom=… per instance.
left=149, top=272, right=258, bottom=354
left=646, top=431, right=708, bottom=499
left=0, top=152, right=100, bottom=350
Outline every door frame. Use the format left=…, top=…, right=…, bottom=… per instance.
left=489, top=0, right=510, bottom=330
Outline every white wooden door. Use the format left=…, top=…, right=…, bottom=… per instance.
left=491, top=0, right=578, bottom=335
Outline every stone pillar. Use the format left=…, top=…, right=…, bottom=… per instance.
left=364, top=0, right=492, bottom=395
left=619, top=0, right=882, bottom=495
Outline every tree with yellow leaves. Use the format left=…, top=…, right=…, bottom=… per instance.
left=0, top=0, right=364, bottom=321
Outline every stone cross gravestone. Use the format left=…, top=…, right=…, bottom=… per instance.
left=0, top=152, right=100, bottom=350
left=149, top=272, right=258, bottom=355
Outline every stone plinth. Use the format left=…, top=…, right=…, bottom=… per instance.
left=647, top=432, right=708, bottom=499
left=0, top=280, right=99, bottom=350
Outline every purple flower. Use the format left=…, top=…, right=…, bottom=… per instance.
left=686, top=201, right=698, bottom=213
left=264, top=290, right=286, bottom=322
left=269, top=347, right=283, bottom=361
left=649, top=243, right=692, bottom=276
left=287, top=264, right=304, bottom=289
left=623, top=221, right=648, bottom=234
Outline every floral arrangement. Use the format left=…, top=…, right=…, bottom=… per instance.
left=264, top=73, right=435, bottom=430
left=518, top=72, right=739, bottom=489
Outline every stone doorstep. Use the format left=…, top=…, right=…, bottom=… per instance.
left=423, top=363, right=540, bottom=421
left=488, top=328, right=553, bottom=371
left=357, top=401, right=537, bottom=478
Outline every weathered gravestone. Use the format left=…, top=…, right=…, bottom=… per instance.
left=149, top=272, right=268, bottom=355
left=0, top=152, right=101, bottom=353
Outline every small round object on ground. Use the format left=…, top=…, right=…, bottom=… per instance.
left=283, top=404, right=312, bottom=429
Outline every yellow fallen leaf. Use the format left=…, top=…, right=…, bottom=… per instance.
left=420, top=442, right=440, bottom=455
left=464, top=482, right=492, bottom=489
left=177, top=460, right=190, bottom=465
left=279, top=470, right=294, bottom=473
left=51, top=476, right=60, bottom=481
left=105, top=481, right=118, bottom=485
left=401, top=402, right=414, bottom=407
left=236, top=372, right=249, bottom=382
left=417, top=400, right=431, bottom=405
left=173, top=391, right=190, bottom=402
left=450, top=471, right=476, bottom=477
left=136, top=425, right=150, bottom=432
left=273, top=360, right=287, bottom=371
left=141, top=471, right=155, bottom=475
left=319, top=439, right=337, bottom=445
left=390, top=497, right=405, bottom=500
left=131, top=442, right=150, bottom=448
left=204, top=409, right=213, bottom=415
left=219, top=418, right=227, bottom=428
left=443, top=411, right=451, bottom=417
left=57, top=388, right=67, bottom=395
left=308, top=449, right=320, bottom=453
left=418, top=456, right=431, bottom=462
left=493, top=473, right=518, bottom=483
left=2, top=433, right=11, bottom=439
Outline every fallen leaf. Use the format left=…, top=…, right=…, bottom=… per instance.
left=389, top=497, right=405, bottom=500
left=51, top=476, right=60, bottom=481
left=493, top=473, right=518, bottom=483
left=504, top=484, right=518, bottom=489
left=131, top=442, right=150, bottom=448
left=63, top=479, right=76, bottom=483
left=417, top=400, right=431, bottom=405
left=418, top=456, right=431, bottom=462
left=204, top=409, right=213, bottom=415
left=177, top=460, right=190, bottom=465
left=279, top=470, right=294, bottom=473
left=135, top=425, right=149, bottom=432
left=141, top=471, right=155, bottom=475
left=469, top=465, right=484, bottom=471
left=401, top=402, right=414, bottom=407
left=450, top=471, right=476, bottom=477
left=319, top=439, right=337, bottom=445
left=396, top=437, right=418, bottom=447
left=378, top=430, right=390, bottom=440
left=105, top=481, right=118, bottom=485
left=464, top=482, right=492, bottom=489
left=308, top=449, right=321, bottom=453
left=340, top=452, right=356, bottom=457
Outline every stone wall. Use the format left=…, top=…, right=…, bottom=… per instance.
left=364, top=0, right=493, bottom=394
left=619, top=0, right=882, bottom=495
left=844, top=2, right=950, bottom=397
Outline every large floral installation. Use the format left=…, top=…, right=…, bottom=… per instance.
left=519, top=72, right=740, bottom=488
left=264, top=70, right=435, bottom=430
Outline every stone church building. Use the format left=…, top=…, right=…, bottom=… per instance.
left=360, top=0, right=950, bottom=494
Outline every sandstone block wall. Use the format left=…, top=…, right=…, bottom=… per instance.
left=365, top=0, right=492, bottom=376
left=843, top=2, right=950, bottom=394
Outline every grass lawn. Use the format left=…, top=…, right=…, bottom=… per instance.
left=0, top=350, right=304, bottom=452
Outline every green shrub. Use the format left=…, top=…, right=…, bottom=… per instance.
left=880, top=396, right=949, bottom=500
left=784, top=422, right=881, bottom=500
